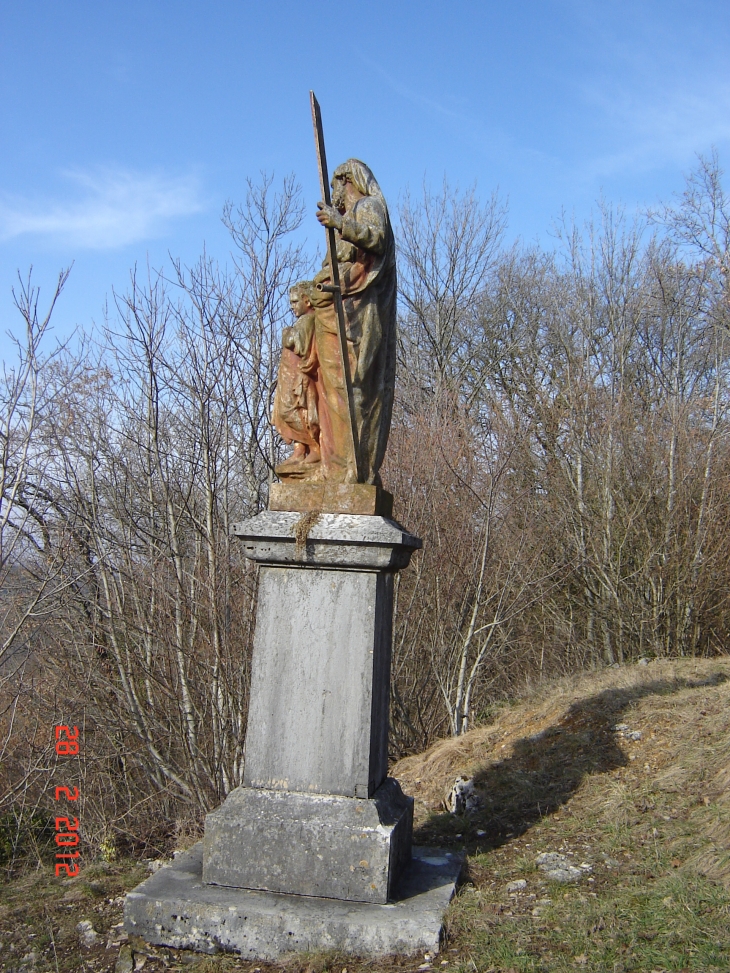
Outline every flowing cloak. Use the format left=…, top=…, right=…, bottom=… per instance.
left=312, top=193, right=397, bottom=484
left=271, top=312, right=319, bottom=450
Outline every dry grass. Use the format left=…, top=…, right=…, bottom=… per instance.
left=392, top=656, right=730, bottom=971
left=394, top=658, right=730, bottom=880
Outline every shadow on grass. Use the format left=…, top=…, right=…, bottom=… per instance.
left=413, top=671, right=727, bottom=852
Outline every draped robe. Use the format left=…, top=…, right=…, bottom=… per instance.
left=272, top=169, right=396, bottom=486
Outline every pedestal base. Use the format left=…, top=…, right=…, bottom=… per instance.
left=203, top=778, right=413, bottom=904
left=269, top=482, right=394, bottom=517
left=124, top=843, right=462, bottom=960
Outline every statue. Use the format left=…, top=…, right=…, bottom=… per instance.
left=273, top=158, right=396, bottom=486
left=271, top=281, right=320, bottom=469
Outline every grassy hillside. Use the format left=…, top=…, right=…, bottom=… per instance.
left=395, top=657, right=730, bottom=972
left=2, top=657, right=729, bottom=972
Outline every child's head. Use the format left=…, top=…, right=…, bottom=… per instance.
left=289, top=281, right=314, bottom=318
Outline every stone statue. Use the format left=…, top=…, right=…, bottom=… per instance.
left=273, top=159, right=396, bottom=486
left=271, top=281, right=320, bottom=468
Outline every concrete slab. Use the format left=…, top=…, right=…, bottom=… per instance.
left=124, top=842, right=463, bottom=960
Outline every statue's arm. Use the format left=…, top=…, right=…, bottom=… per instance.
left=340, top=199, right=386, bottom=255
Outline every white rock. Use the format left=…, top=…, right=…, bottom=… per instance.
left=76, top=920, right=98, bottom=946
left=506, top=879, right=527, bottom=892
left=446, top=777, right=480, bottom=814
left=535, top=852, right=584, bottom=883
left=549, top=866, right=582, bottom=882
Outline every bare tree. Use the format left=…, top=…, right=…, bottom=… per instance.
left=3, top=176, right=315, bottom=854
left=5, top=160, right=730, bottom=854
left=223, top=173, right=311, bottom=501
left=397, top=180, right=508, bottom=405
left=0, top=268, right=71, bottom=672
left=0, top=268, right=81, bottom=870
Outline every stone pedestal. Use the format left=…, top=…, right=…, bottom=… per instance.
left=203, top=512, right=421, bottom=904
left=125, top=508, right=463, bottom=958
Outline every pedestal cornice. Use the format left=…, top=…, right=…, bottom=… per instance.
left=232, top=511, right=422, bottom=571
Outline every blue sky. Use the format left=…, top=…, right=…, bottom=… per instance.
left=1, top=0, right=729, bottom=361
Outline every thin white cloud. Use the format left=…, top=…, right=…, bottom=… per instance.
left=0, top=167, right=204, bottom=249
left=567, top=1, right=730, bottom=183
left=360, top=53, right=473, bottom=127
left=357, top=53, right=516, bottom=164
left=580, top=80, right=730, bottom=182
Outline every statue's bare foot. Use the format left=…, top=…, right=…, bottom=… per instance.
left=275, top=444, right=324, bottom=480
left=304, top=445, right=321, bottom=464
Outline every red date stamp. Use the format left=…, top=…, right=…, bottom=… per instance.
left=53, top=725, right=80, bottom=877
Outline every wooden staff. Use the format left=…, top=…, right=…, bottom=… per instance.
left=310, top=90, right=362, bottom=483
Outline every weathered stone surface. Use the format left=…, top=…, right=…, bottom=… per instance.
left=272, top=157, right=396, bottom=488
left=124, top=843, right=462, bottom=960
left=269, top=482, right=393, bottom=517
left=203, top=778, right=413, bottom=903
left=242, top=565, right=392, bottom=798
left=232, top=511, right=421, bottom=570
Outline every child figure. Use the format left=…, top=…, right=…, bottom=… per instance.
left=272, top=281, right=321, bottom=474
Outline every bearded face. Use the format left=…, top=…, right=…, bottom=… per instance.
left=331, top=176, right=347, bottom=213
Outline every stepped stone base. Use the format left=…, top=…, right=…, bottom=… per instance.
left=124, top=843, right=463, bottom=960
left=203, top=779, right=413, bottom=904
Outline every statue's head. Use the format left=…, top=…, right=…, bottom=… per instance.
left=289, top=280, right=314, bottom=316
left=332, top=159, right=381, bottom=197
left=331, top=160, right=385, bottom=213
